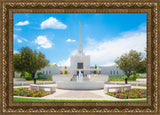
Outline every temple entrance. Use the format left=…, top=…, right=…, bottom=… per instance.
left=77, top=63, right=83, bottom=75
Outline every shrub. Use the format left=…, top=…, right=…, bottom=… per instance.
left=36, top=72, right=43, bottom=79
left=20, top=72, right=32, bottom=80
left=64, top=71, right=68, bottom=74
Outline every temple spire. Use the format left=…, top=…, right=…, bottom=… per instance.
left=79, top=22, right=82, bottom=46
left=77, top=22, right=83, bottom=55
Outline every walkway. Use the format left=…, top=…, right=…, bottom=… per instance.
left=14, top=85, right=146, bottom=101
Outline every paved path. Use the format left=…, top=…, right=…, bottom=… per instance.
left=14, top=85, right=146, bottom=100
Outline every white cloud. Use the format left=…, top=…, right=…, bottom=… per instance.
left=57, top=24, right=146, bottom=66
left=17, top=39, right=22, bottom=43
left=58, top=58, right=70, bottom=67
left=15, top=20, right=29, bottom=26
left=21, top=38, right=28, bottom=42
left=84, top=31, right=146, bottom=66
left=14, top=51, right=19, bottom=54
left=41, top=17, right=67, bottom=29
left=14, top=34, right=28, bottom=43
left=66, top=38, right=76, bottom=42
left=35, top=36, right=53, bottom=48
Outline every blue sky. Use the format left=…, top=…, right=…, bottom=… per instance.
left=14, top=13, right=146, bottom=66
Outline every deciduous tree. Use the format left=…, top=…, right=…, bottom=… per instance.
left=115, top=50, right=146, bottom=78
left=14, top=47, right=49, bottom=82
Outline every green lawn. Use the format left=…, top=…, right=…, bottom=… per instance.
left=13, top=97, right=147, bottom=102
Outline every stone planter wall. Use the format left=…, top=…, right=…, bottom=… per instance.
left=136, top=78, right=146, bottom=82
left=14, top=78, right=26, bottom=82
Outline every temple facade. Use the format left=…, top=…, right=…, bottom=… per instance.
left=70, top=23, right=90, bottom=75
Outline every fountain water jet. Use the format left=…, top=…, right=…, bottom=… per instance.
left=77, top=70, right=83, bottom=82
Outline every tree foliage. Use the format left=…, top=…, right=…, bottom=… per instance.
left=115, top=50, right=146, bottom=78
left=94, top=64, right=98, bottom=74
left=14, top=47, right=49, bottom=79
left=135, top=58, right=146, bottom=73
left=64, top=65, right=68, bottom=74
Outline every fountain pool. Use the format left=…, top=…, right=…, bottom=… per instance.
left=56, top=70, right=105, bottom=90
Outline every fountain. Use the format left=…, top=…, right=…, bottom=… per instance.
left=77, top=70, right=83, bottom=82
left=56, top=70, right=105, bottom=90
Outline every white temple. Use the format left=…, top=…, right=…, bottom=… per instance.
left=70, top=23, right=90, bottom=75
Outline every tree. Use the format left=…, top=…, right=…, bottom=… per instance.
left=64, top=65, right=68, bottom=74
left=115, top=50, right=145, bottom=78
left=94, top=64, right=98, bottom=74
left=14, top=47, right=49, bottom=82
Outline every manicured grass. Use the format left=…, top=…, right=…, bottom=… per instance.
left=13, top=97, right=147, bottom=102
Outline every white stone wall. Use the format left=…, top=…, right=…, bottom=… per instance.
left=87, top=74, right=109, bottom=81
left=99, top=66, right=124, bottom=76
left=70, top=55, right=90, bottom=75
left=38, top=65, right=125, bottom=77
left=52, top=75, right=73, bottom=82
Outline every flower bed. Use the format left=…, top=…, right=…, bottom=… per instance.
left=13, top=87, right=51, bottom=97
left=107, top=88, right=146, bottom=99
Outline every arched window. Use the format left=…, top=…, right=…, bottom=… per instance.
left=117, top=70, right=118, bottom=75
left=113, top=70, right=115, bottom=75
left=46, top=71, right=48, bottom=75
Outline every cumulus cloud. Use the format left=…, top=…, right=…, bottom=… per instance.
left=17, top=39, right=22, bottom=43
left=35, top=36, right=53, bottom=49
left=66, top=38, right=76, bottom=42
left=57, top=24, right=146, bottom=66
left=15, top=20, right=29, bottom=26
left=84, top=32, right=146, bottom=66
left=41, top=17, right=67, bottom=29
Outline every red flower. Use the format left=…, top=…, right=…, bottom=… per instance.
left=122, top=95, right=125, bottom=97
left=120, top=97, right=122, bottom=99
left=138, top=94, right=141, bottom=96
left=132, top=94, right=135, bottom=96
left=23, top=95, right=27, bottom=97
left=31, top=93, right=33, bottom=96
left=117, top=94, right=119, bottom=96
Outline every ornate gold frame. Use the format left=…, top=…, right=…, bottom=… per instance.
left=0, top=0, right=159, bottom=114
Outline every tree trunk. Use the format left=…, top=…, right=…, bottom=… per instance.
left=31, top=72, right=36, bottom=84
left=31, top=72, right=36, bottom=79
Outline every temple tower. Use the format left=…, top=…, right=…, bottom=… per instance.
left=70, top=23, right=90, bottom=76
